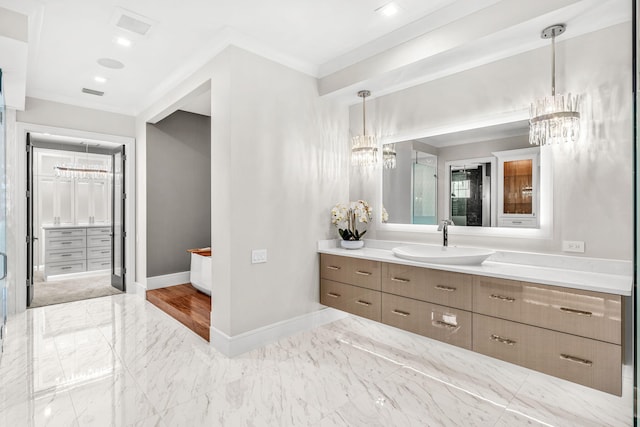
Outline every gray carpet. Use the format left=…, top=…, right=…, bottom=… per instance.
left=30, top=271, right=123, bottom=308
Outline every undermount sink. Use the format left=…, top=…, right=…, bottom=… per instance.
left=392, top=245, right=495, bottom=265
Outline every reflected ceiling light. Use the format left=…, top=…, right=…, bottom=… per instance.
left=97, top=58, right=125, bottom=69
left=115, top=36, right=132, bottom=47
left=377, top=2, right=399, bottom=17
left=529, top=24, right=580, bottom=146
left=94, top=76, right=107, bottom=84
left=383, top=144, right=396, bottom=169
left=351, top=90, right=378, bottom=168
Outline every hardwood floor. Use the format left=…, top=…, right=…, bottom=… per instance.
left=146, top=284, right=211, bottom=341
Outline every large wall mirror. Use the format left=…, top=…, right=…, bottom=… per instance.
left=382, top=119, right=543, bottom=230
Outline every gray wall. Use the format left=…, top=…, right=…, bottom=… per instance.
left=146, top=110, right=211, bottom=277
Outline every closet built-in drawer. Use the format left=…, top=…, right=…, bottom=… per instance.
left=382, top=264, right=472, bottom=311
left=45, top=228, right=86, bottom=238
left=473, top=313, right=621, bottom=395
left=46, top=260, right=87, bottom=276
left=87, top=247, right=111, bottom=259
left=45, top=248, right=86, bottom=263
left=87, top=235, right=112, bottom=248
left=320, top=254, right=381, bottom=291
left=87, top=227, right=111, bottom=236
left=47, top=237, right=86, bottom=250
left=88, top=258, right=111, bottom=271
left=474, top=276, right=622, bottom=344
left=381, top=293, right=471, bottom=350
left=320, top=279, right=381, bottom=322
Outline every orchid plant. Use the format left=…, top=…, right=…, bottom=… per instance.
left=331, top=200, right=373, bottom=241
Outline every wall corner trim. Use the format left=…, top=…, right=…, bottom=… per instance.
left=209, top=307, right=348, bottom=357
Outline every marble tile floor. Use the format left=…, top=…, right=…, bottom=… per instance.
left=0, top=293, right=633, bottom=426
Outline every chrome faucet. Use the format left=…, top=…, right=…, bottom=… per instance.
left=437, top=219, right=454, bottom=247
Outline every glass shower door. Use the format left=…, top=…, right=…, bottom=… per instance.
left=0, top=69, right=7, bottom=355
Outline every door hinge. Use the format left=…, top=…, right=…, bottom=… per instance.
left=25, top=235, right=30, bottom=243
left=122, top=231, right=127, bottom=238
left=122, top=193, right=127, bottom=200
left=26, top=190, right=30, bottom=198
left=122, top=154, right=127, bottom=161
left=26, top=279, right=30, bottom=286
left=122, top=267, right=127, bottom=274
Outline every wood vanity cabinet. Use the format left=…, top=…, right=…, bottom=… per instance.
left=319, top=253, right=623, bottom=395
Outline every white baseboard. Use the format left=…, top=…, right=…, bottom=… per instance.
left=210, top=307, right=347, bottom=357
left=146, top=271, right=190, bottom=290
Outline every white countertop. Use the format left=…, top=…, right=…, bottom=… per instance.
left=318, top=240, right=633, bottom=296
left=42, top=224, right=112, bottom=230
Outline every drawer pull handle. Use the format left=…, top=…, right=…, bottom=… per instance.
left=434, top=320, right=457, bottom=329
left=61, top=254, right=72, bottom=257
left=102, top=251, right=110, bottom=254
left=490, top=294, right=515, bottom=303
left=61, top=267, right=72, bottom=270
left=512, top=221, right=522, bottom=224
left=102, top=263, right=110, bottom=266
left=559, top=307, right=592, bottom=317
left=490, top=334, right=516, bottom=346
left=560, top=354, right=593, bottom=367
left=61, top=242, right=73, bottom=245
left=355, top=300, right=372, bottom=307
left=326, top=265, right=341, bottom=271
left=355, top=271, right=372, bottom=276
left=391, top=277, right=410, bottom=283
left=392, top=309, right=410, bottom=317
left=327, top=292, right=341, bottom=298
left=435, top=285, right=456, bottom=292
left=61, top=232, right=72, bottom=234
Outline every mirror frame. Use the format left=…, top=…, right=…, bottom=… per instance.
left=375, top=111, right=553, bottom=239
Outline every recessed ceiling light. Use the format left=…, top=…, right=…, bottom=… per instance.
left=97, top=58, right=125, bottom=69
left=94, top=76, right=107, bottom=84
left=115, top=36, right=131, bottom=47
left=377, top=2, right=399, bottom=17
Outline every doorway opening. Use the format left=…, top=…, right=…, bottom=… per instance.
left=26, top=132, right=126, bottom=308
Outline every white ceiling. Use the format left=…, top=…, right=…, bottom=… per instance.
left=0, top=0, right=631, bottom=116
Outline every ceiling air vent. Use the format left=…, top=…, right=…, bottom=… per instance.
left=82, top=88, right=104, bottom=96
left=114, top=9, right=153, bottom=36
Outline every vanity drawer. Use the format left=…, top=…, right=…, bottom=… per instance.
left=46, top=228, right=86, bottom=238
left=45, top=248, right=86, bottom=263
left=381, top=293, right=471, bottom=350
left=473, top=276, right=524, bottom=322
left=87, top=247, right=112, bottom=259
left=519, top=282, right=622, bottom=345
left=88, top=258, right=111, bottom=271
left=498, top=218, right=537, bottom=228
left=320, top=279, right=381, bottom=322
left=46, top=260, right=87, bottom=276
left=87, top=227, right=112, bottom=236
left=320, top=254, right=381, bottom=291
left=473, top=314, right=621, bottom=395
left=382, top=264, right=472, bottom=311
left=87, top=235, right=112, bottom=248
left=47, top=236, right=86, bottom=250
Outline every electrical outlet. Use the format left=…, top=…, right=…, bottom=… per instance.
left=251, top=249, right=267, bottom=264
left=562, top=240, right=585, bottom=253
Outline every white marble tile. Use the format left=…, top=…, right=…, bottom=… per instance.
left=0, top=294, right=633, bottom=427
left=0, top=389, right=79, bottom=427
left=327, top=366, right=505, bottom=427
left=502, top=371, right=633, bottom=427
left=68, top=367, right=158, bottom=427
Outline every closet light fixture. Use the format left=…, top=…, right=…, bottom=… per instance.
left=54, top=143, right=111, bottom=180
left=383, top=144, right=397, bottom=169
left=529, top=24, right=580, bottom=146
left=351, top=90, right=378, bottom=167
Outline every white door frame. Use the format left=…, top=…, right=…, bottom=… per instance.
left=9, top=122, right=136, bottom=314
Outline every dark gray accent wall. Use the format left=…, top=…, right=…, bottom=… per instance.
left=146, top=110, right=211, bottom=277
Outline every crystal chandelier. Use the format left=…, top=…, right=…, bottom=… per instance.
left=351, top=90, right=378, bottom=167
left=383, top=144, right=396, bottom=169
left=529, top=24, right=580, bottom=146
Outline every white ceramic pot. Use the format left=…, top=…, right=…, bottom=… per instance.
left=340, top=240, right=364, bottom=250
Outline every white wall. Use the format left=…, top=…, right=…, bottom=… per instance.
left=350, top=23, right=633, bottom=260
left=17, top=97, right=135, bottom=137
left=137, top=46, right=349, bottom=337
